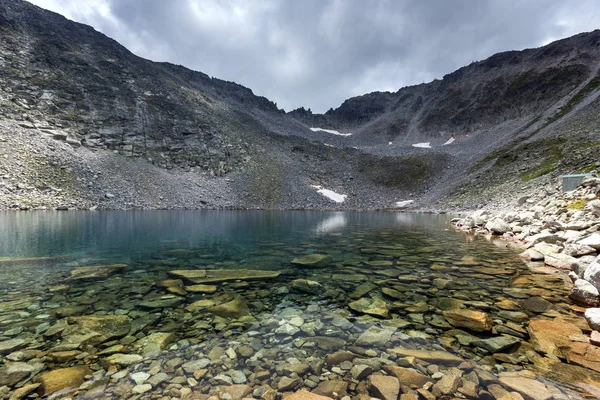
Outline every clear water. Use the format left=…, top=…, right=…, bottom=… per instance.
left=0, top=211, right=595, bottom=399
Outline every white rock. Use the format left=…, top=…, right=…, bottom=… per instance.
left=130, top=372, right=150, bottom=385
left=569, top=279, right=599, bottom=306
left=585, top=308, right=600, bottom=331
left=132, top=384, right=152, bottom=394
left=579, top=233, right=600, bottom=250
left=583, top=257, right=600, bottom=290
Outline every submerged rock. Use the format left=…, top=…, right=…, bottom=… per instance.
left=471, top=335, right=521, bottom=353
left=290, top=254, right=332, bottom=267
left=62, top=315, right=131, bottom=344
left=290, top=278, right=324, bottom=294
left=368, top=374, right=400, bottom=400
left=443, top=309, right=493, bottom=332
left=387, top=348, right=464, bottom=366
left=168, top=269, right=280, bottom=284
left=349, top=298, right=389, bottom=318
left=208, top=299, right=249, bottom=318
left=39, top=366, right=91, bottom=396
left=527, top=319, right=582, bottom=357
left=569, top=279, right=600, bottom=306
left=67, top=264, right=127, bottom=281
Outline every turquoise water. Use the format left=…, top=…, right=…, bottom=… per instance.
left=0, top=211, right=595, bottom=399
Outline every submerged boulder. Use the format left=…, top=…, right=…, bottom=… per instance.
left=290, top=254, right=332, bottom=268
left=349, top=298, right=388, bottom=318
left=290, top=279, right=324, bottom=294
left=39, top=366, right=92, bottom=396
left=168, top=269, right=280, bottom=284
left=67, top=264, right=127, bottom=281
left=443, top=309, right=493, bottom=332
left=208, top=299, right=249, bottom=318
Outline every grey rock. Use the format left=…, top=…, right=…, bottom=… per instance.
left=569, top=279, right=600, bottom=306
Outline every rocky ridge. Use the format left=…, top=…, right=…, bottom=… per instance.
left=2, top=0, right=600, bottom=210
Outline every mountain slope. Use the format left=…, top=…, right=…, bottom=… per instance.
left=1, top=0, right=600, bottom=211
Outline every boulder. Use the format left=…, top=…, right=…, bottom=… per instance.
left=544, top=253, right=577, bottom=270
left=443, top=309, right=493, bottom=332
left=583, top=257, right=600, bottom=290
left=348, top=298, right=388, bottom=318
left=367, top=375, right=400, bottom=400
left=519, top=249, right=544, bottom=261
left=208, top=299, right=249, bottom=318
left=585, top=308, right=600, bottom=331
left=569, top=279, right=599, bottom=306
left=563, top=243, right=597, bottom=257
left=38, top=366, right=92, bottom=396
left=579, top=233, right=600, bottom=250
left=290, top=254, right=332, bottom=268
left=486, top=219, right=511, bottom=234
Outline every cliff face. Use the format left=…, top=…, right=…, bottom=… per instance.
left=1, top=0, right=600, bottom=211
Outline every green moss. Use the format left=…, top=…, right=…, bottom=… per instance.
left=567, top=198, right=587, bottom=210
left=64, top=112, right=85, bottom=122
left=0, top=25, right=15, bottom=35
left=519, top=153, right=562, bottom=182
left=577, top=163, right=600, bottom=174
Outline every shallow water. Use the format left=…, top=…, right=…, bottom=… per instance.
left=0, top=211, right=597, bottom=399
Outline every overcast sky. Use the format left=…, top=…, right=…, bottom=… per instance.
left=26, top=0, right=600, bottom=112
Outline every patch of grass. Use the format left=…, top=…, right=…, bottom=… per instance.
left=0, top=25, right=15, bottom=35
left=519, top=153, right=562, bottom=182
left=577, top=163, right=600, bottom=174
left=63, top=112, right=85, bottom=122
left=567, top=198, right=587, bottom=210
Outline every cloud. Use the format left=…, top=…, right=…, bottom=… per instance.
left=25, top=0, right=600, bottom=112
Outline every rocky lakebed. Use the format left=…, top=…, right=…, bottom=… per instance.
left=0, top=210, right=599, bottom=400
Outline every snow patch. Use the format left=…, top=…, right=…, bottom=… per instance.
left=395, top=200, right=414, bottom=208
left=310, top=127, right=352, bottom=137
left=311, top=185, right=347, bottom=203
left=443, top=137, right=455, bottom=145
left=412, top=142, right=431, bottom=148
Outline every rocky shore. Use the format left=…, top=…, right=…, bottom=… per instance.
left=453, top=175, right=600, bottom=381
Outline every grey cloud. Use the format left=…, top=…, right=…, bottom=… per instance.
left=27, top=0, right=600, bottom=112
